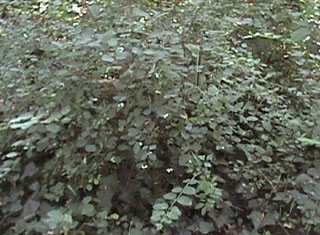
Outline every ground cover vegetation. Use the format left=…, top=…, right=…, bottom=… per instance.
left=0, top=0, right=320, bottom=234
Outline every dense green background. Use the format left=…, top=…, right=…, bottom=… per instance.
left=0, top=0, right=320, bottom=234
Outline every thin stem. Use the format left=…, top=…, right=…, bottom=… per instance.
left=196, top=45, right=202, bottom=86
left=168, top=172, right=200, bottom=211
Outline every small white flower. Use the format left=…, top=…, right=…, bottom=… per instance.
left=117, top=103, right=124, bottom=108
left=39, top=3, right=48, bottom=14
left=166, top=168, right=174, bottom=173
left=72, top=4, right=82, bottom=15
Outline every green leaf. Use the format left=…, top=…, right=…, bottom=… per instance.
left=166, top=206, right=181, bottom=220
left=20, top=198, right=40, bottom=220
left=151, top=209, right=165, bottom=221
left=44, top=210, right=77, bottom=230
left=107, top=38, right=118, bottom=47
left=85, top=144, right=98, bottom=153
left=153, top=202, right=169, bottom=210
left=248, top=211, right=264, bottom=230
left=247, top=116, right=258, bottom=122
left=9, top=113, right=33, bottom=123
left=199, top=221, right=215, bottom=234
left=172, top=187, right=183, bottom=193
left=129, top=228, right=145, bottom=235
left=132, top=8, right=149, bottom=18
left=101, top=54, right=114, bottom=63
left=163, top=192, right=177, bottom=200
left=291, top=27, right=310, bottom=42
left=82, top=196, right=92, bottom=204
left=45, top=210, right=64, bottom=229
left=10, top=118, right=39, bottom=130
left=46, top=123, right=61, bottom=134
left=5, top=152, right=19, bottom=159
left=177, top=195, right=192, bottom=206
left=81, top=203, right=96, bottom=217
left=298, top=137, right=320, bottom=147
left=88, top=5, right=100, bottom=19
left=182, top=186, right=196, bottom=195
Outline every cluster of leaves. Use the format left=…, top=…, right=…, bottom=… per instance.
left=151, top=154, right=222, bottom=231
left=0, top=0, right=320, bottom=234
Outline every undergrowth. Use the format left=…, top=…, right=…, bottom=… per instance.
left=0, top=0, right=320, bottom=234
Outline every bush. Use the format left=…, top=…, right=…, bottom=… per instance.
left=0, top=0, right=319, bottom=234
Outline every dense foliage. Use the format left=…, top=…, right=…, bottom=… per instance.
left=0, top=0, right=320, bottom=234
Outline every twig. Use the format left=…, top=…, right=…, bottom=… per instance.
left=181, top=6, right=201, bottom=58
left=128, top=221, right=133, bottom=235
left=168, top=173, right=200, bottom=211
left=196, top=45, right=202, bottom=86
